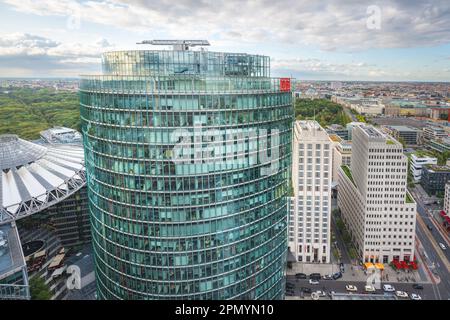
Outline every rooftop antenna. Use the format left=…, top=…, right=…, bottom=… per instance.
left=136, top=40, right=210, bottom=51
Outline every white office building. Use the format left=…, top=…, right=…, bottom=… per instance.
left=337, top=125, right=416, bottom=264
left=409, top=153, right=437, bottom=182
left=289, top=121, right=332, bottom=263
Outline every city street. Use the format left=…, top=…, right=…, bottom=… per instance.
left=410, top=186, right=450, bottom=262
left=286, top=275, right=435, bottom=300
left=409, top=186, right=450, bottom=300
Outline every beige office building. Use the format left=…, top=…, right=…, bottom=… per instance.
left=337, top=125, right=416, bottom=263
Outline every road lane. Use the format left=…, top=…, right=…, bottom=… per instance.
left=416, top=215, right=450, bottom=299
left=286, top=276, right=436, bottom=300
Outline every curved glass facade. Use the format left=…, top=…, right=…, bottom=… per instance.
left=80, top=49, right=293, bottom=300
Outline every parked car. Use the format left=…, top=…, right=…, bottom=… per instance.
left=439, top=243, right=447, bottom=250
left=309, top=273, right=321, bottom=279
left=412, top=283, right=424, bottom=290
left=332, top=272, right=342, bottom=280
left=345, top=285, right=358, bottom=292
left=410, top=293, right=422, bottom=300
left=309, top=279, right=320, bottom=285
left=295, top=273, right=307, bottom=279
left=301, top=287, right=312, bottom=294
left=286, top=283, right=295, bottom=289
left=364, top=285, right=376, bottom=292
left=383, top=284, right=395, bottom=292
left=395, top=291, right=409, bottom=298
left=323, top=274, right=333, bottom=280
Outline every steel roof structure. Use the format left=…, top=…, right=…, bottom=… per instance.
left=0, top=134, right=86, bottom=224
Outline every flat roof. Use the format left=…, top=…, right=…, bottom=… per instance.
left=295, top=120, right=332, bottom=141
left=0, top=223, right=26, bottom=280
left=388, top=125, right=421, bottom=133
left=360, top=125, right=384, bottom=138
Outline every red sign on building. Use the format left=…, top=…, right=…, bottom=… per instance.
left=280, top=78, right=291, bottom=92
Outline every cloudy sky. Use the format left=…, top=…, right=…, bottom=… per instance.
left=0, top=0, right=449, bottom=81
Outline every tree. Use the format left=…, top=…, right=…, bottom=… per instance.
left=29, top=276, right=52, bottom=300
left=294, top=98, right=351, bottom=127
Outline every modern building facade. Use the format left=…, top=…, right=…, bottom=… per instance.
left=80, top=41, right=293, bottom=300
left=337, top=125, right=416, bottom=263
left=423, top=125, right=447, bottom=142
left=428, top=137, right=450, bottom=153
left=0, top=223, right=29, bottom=300
left=383, top=125, right=421, bottom=146
left=409, top=153, right=437, bottom=183
left=0, top=133, right=88, bottom=300
left=420, top=164, right=450, bottom=196
left=289, top=121, right=332, bottom=263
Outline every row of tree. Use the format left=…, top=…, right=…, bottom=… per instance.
left=0, top=88, right=80, bottom=140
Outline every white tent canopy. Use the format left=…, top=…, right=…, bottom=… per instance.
left=0, top=135, right=86, bottom=224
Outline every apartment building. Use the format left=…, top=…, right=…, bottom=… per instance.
left=289, top=121, right=332, bottom=263
left=337, top=125, right=416, bottom=264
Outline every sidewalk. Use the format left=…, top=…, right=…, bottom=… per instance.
left=287, top=262, right=337, bottom=276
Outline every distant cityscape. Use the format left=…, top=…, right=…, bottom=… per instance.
left=0, top=42, right=450, bottom=303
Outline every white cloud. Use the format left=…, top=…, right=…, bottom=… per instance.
left=0, top=33, right=115, bottom=76
left=3, top=0, right=450, bottom=51
left=1, top=0, right=449, bottom=79
left=271, top=57, right=392, bottom=80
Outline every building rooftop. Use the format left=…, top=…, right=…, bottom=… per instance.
left=0, top=223, right=26, bottom=280
left=0, top=135, right=47, bottom=170
left=40, top=127, right=82, bottom=145
left=295, top=120, right=332, bottom=141
left=359, top=125, right=402, bottom=146
left=0, top=134, right=86, bottom=224
left=387, top=125, right=421, bottom=133
left=424, top=164, right=450, bottom=173
left=412, top=150, right=435, bottom=159
left=327, top=124, right=346, bottom=131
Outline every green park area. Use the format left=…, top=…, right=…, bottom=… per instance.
left=294, top=98, right=352, bottom=127
left=0, top=88, right=80, bottom=140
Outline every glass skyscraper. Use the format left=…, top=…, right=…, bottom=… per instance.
left=80, top=42, right=293, bottom=299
